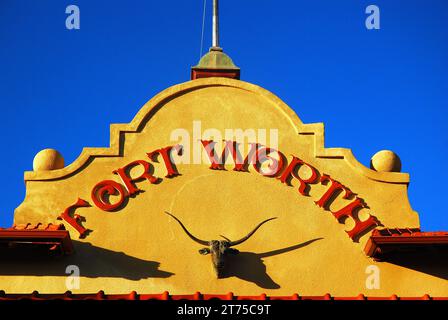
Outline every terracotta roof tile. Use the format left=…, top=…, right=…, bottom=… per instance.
left=365, top=228, right=448, bottom=258
left=0, top=223, right=73, bottom=255
left=0, top=223, right=65, bottom=231
left=0, top=291, right=446, bottom=301
left=372, top=228, right=448, bottom=237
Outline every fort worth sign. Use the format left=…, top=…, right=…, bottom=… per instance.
left=4, top=78, right=446, bottom=296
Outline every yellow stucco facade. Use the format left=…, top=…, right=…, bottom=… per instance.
left=1, top=77, right=447, bottom=296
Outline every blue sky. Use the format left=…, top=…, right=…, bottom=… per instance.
left=0, top=0, right=447, bottom=230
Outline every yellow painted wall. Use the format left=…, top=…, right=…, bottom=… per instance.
left=1, top=78, right=446, bottom=296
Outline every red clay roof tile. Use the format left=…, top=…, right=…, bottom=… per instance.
left=0, top=223, right=73, bottom=255
left=372, top=228, right=448, bottom=237
left=365, top=228, right=448, bottom=258
left=0, top=223, right=65, bottom=231
left=0, top=291, right=446, bottom=301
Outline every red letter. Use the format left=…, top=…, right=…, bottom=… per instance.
left=91, top=180, right=127, bottom=211
left=315, top=175, right=379, bottom=241
left=234, top=143, right=259, bottom=172
left=147, top=145, right=181, bottom=178
left=58, top=198, right=91, bottom=238
left=253, top=147, right=285, bottom=177
left=201, top=140, right=254, bottom=170
left=200, top=140, right=223, bottom=169
left=200, top=140, right=234, bottom=170
left=332, top=198, right=378, bottom=240
left=113, top=160, right=158, bottom=196
left=278, top=156, right=319, bottom=195
left=314, top=175, right=352, bottom=208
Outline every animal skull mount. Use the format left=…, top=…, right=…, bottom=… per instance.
left=165, top=211, right=277, bottom=278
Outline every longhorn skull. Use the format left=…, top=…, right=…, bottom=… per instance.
left=165, top=211, right=277, bottom=278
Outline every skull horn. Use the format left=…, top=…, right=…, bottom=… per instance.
left=165, top=211, right=209, bottom=246
left=229, top=217, right=277, bottom=246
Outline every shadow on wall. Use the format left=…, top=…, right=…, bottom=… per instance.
left=384, top=249, right=448, bottom=281
left=0, top=239, right=327, bottom=286
left=0, top=241, right=174, bottom=280
left=223, top=238, right=323, bottom=289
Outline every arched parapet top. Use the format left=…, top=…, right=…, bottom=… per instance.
left=24, top=77, right=409, bottom=184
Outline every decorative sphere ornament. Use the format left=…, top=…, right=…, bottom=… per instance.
left=370, top=150, right=401, bottom=173
left=33, top=149, right=65, bottom=171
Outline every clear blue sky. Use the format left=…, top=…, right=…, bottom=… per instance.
left=0, top=0, right=447, bottom=230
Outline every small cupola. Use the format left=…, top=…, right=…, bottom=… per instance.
left=191, top=0, right=240, bottom=80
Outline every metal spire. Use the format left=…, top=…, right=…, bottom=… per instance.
left=191, top=0, right=240, bottom=80
left=212, top=0, right=220, bottom=48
